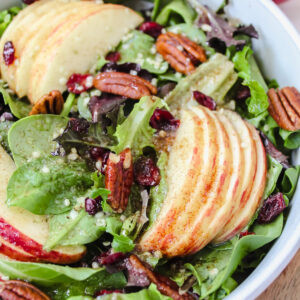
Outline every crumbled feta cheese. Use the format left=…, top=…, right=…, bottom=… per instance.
left=120, top=215, right=126, bottom=221
left=41, top=166, right=50, bottom=174
left=151, top=78, right=158, bottom=86
left=90, top=90, right=101, bottom=97
left=96, top=160, right=102, bottom=171
left=92, top=262, right=100, bottom=269
left=130, top=70, right=138, bottom=76
left=85, top=76, right=94, bottom=88
left=69, top=210, right=78, bottom=219
left=64, top=199, right=70, bottom=206
left=103, top=241, right=111, bottom=247
left=32, top=151, right=41, bottom=158
left=59, top=77, right=67, bottom=85
left=264, top=125, right=269, bottom=132
left=201, top=24, right=212, bottom=32
left=68, top=153, right=78, bottom=161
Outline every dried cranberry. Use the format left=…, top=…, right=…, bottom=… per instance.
left=68, top=118, right=90, bottom=134
left=22, top=0, right=38, bottom=4
left=105, top=51, right=121, bottom=62
left=235, top=86, right=251, bottom=101
left=258, top=193, right=286, bottom=224
left=66, top=73, right=93, bottom=94
left=134, top=157, right=161, bottom=187
left=139, top=21, right=163, bottom=39
left=239, top=231, right=255, bottom=238
left=150, top=109, right=180, bottom=131
left=0, top=112, right=13, bottom=121
left=193, top=91, right=217, bottom=110
left=85, top=196, right=102, bottom=216
left=89, top=147, right=110, bottom=174
left=95, top=290, right=122, bottom=296
left=98, top=252, right=127, bottom=265
left=3, top=41, right=15, bottom=66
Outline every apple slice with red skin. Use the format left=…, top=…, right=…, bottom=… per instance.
left=213, top=109, right=258, bottom=243
left=139, top=107, right=231, bottom=256
left=28, top=4, right=143, bottom=103
left=165, top=107, right=235, bottom=256
left=139, top=106, right=267, bottom=257
left=0, top=145, right=86, bottom=264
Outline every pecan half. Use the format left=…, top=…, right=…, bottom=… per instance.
left=268, top=87, right=300, bottom=131
left=156, top=32, right=207, bottom=75
left=29, top=90, right=64, bottom=116
left=105, top=148, right=133, bottom=213
left=0, top=280, right=50, bottom=300
left=93, top=72, right=157, bottom=100
left=126, top=255, right=194, bottom=300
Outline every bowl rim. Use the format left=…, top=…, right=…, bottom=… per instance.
left=226, top=1, right=300, bottom=299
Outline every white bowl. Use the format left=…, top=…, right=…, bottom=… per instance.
left=1, top=0, right=300, bottom=299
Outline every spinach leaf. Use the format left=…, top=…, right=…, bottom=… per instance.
left=118, top=30, right=168, bottom=75
left=45, top=189, right=110, bottom=250
left=281, top=166, right=300, bottom=200
left=60, top=93, right=76, bottom=117
left=77, top=94, right=92, bottom=121
left=8, top=114, right=68, bottom=166
left=167, top=23, right=206, bottom=45
left=232, top=46, right=269, bottom=116
left=0, top=84, right=32, bottom=119
left=263, top=155, right=283, bottom=200
left=154, top=0, right=196, bottom=26
left=112, top=96, right=166, bottom=155
left=7, top=157, right=93, bottom=215
left=0, top=259, right=126, bottom=300
left=149, top=152, right=168, bottom=227
left=100, top=284, right=171, bottom=300
left=0, top=260, right=115, bottom=286
left=160, top=214, right=283, bottom=299
left=0, top=120, right=13, bottom=153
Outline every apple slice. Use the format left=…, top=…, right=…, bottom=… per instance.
left=212, top=110, right=258, bottom=243
left=214, top=123, right=267, bottom=243
left=15, top=1, right=106, bottom=97
left=0, top=145, right=86, bottom=264
left=0, top=0, right=66, bottom=91
left=28, top=4, right=143, bottom=103
left=139, top=107, right=229, bottom=256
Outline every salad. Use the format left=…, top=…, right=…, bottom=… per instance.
left=0, top=0, right=299, bottom=299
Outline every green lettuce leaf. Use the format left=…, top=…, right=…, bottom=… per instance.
left=0, top=84, right=32, bottom=119
left=7, top=156, right=93, bottom=215
left=101, top=284, right=171, bottom=300
left=8, top=114, right=68, bottom=166
left=232, top=46, right=269, bottom=116
left=118, top=30, right=168, bottom=74
left=112, top=96, right=166, bottom=155
left=60, top=93, right=76, bottom=117
left=263, top=155, right=283, bottom=200
left=148, top=152, right=168, bottom=227
left=0, top=6, right=22, bottom=37
left=165, top=53, right=238, bottom=109
left=0, top=120, right=13, bottom=153
left=153, top=0, right=196, bottom=26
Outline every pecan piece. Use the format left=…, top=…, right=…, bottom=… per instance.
left=29, top=90, right=64, bottom=116
left=268, top=86, right=300, bottom=131
left=156, top=32, right=207, bottom=75
left=105, top=148, right=133, bottom=213
left=0, top=280, right=50, bottom=300
left=126, top=255, right=194, bottom=300
left=93, top=72, right=157, bottom=100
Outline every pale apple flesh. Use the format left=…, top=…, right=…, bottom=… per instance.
left=0, top=145, right=86, bottom=264
left=28, top=4, right=143, bottom=103
left=139, top=106, right=267, bottom=257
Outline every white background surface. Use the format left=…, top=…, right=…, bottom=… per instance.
left=280, top=0, right=300, bottom=31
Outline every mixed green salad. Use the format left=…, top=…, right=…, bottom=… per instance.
left=0, top=0, right=299, bottom=299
